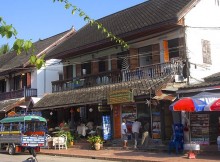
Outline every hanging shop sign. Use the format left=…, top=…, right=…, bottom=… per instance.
left=107, top=89, right=134, bottom=105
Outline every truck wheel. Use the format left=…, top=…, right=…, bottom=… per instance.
left=29, top=148, right=36, bottom=157
left=8, top=145, right=15, bottom=155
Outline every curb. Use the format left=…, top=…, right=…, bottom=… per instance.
left=39, top=152, right=161, bottom=162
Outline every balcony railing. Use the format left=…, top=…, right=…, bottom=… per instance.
left=0, top=88, right=37, bottom=101
left=52, top=60, right=184, bottom=93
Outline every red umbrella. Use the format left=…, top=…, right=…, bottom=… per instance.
left=169, top=97, right=207, bottom=112
left=204, top=98, right=220, bottom=111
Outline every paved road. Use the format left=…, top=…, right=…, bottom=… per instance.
left=0, top=153, right=119, bottom=162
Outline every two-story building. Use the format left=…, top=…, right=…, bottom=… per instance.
left=33, top=0, right=220, bottom=143
left=0, top=28, right=75, bottom=119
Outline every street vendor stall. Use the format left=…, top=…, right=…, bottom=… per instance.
left=169, top=97, right=207, bottom=158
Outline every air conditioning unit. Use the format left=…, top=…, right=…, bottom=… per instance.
left=175, top=75, right=184, bottom=82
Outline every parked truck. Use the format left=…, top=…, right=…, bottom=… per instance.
left=0, top=112, right=47, bottom=155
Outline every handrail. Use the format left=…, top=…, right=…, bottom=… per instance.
left=0, top=88, right=37, bottom=101
left=52, top=60, right=184, bottom=93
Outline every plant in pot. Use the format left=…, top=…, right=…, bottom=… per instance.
left=66, top=131, right=74, bottom=146
left=55, top=130, right=74, bottom=147
left=87, top=135, right=104, bottom=150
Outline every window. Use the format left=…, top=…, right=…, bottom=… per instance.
left=138, top=45, right=152, bottom=66
left=21, top=73, right=27, bottom=88
left=0, top=79, right=6, bottom=93
left=168, top=38, right=181, bottom=59
left=202, top=39, right=212, bottom=64
left=81, top=62, right=91, bottom=75
left=14, top=75, right=21, bottom=90
left=99, top=60, right=106, bottom=72
left=66, top=65, right=73, bottom=79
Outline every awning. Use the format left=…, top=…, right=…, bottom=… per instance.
left=153, top=89, right=176, bottom=101
left=192, top=92, right=220, bottom=104
left=153, top=94, right=176, bottom=101
left=33, top=77, right=169, bottom=110
left=0, top=98, right=25, bottom=112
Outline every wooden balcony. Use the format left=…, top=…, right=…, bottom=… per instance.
left=52, top=60, right=184, bottom=93
left=0, top=88, right=37, bottom=101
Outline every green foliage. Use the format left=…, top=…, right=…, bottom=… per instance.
left=0, top=17, right=17, bottom=39
left=87, top=135, right=104, bottom=144
left=0, top=17, right=44, bottom=69
left=0, top=44, right=10, bottom=55
left=55, top=130, right=75, bottom=146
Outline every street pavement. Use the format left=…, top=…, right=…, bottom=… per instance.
left=0, top=153, right=119, bottom=162
left=40, top=147, right=220, bottom=162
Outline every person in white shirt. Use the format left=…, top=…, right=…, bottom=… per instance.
left=121, top=118, right=128, bottom=149
left=132, top=119, right=142, bottom=149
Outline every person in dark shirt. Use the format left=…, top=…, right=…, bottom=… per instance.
left=141, top=121, right=150, bottom=147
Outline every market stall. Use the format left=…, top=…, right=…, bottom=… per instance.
left=169, top=97, right=207, bottom=158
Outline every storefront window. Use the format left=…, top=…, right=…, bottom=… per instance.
left=136, top=103, right=150, bottom=121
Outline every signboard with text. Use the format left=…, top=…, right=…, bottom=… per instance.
left=107, top=89, right=134, bottom=105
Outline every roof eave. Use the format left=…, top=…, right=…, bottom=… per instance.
left=49, top=19, right=180, bottom=59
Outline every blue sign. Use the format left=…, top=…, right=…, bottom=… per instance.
left=102, top=115, right=112, bottom=140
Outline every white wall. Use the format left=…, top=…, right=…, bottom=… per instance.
left=36, top=59, right=63, bottom=97
left=184, top=0, right=220, bottom=84
left=31, top=70, right=37, bottom=89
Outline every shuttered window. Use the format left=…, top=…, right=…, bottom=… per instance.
left=202, top=39, right=212, bottom=64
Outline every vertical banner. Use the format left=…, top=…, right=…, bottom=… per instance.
left=113, top=105, right=121, bottom=138
left=163, top=40, right=169, bottom=62
left=102, top=115, right=112, bottom=140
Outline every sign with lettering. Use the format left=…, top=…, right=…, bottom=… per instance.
left=107, top=89, right=134, bottom=105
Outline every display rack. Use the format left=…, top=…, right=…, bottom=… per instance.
left=190, top=113, right=209, bottom=145
left=152, top=112, right=161, bottom=139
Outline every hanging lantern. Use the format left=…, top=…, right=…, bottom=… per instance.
left=98, top=103, right=102, bottom=111
left=89, top=108, right=93, bottom=112
left=77, top=108, right=80, bottom=112
left=50, top=111, right=53, bottom=116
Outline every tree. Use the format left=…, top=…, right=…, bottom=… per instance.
left=0, top=44, right=10, bottom=55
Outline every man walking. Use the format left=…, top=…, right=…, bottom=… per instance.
left=132, top=119, right=141, bottom=149
left=141, top=121, right=150, bottom=147
left=121, top=118, right=128, bottom=149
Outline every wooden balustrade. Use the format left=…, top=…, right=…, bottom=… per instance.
left=52, top=60, right=183, bottom=93
left=0, top=88, right=37, bottom=101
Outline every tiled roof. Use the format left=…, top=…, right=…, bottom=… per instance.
left=204, top=72, right=220, bottom=82
left=178, top=81, right=220, bottom=90
left=179, top=71, right=220, bottom=90
left=0, top=29, right=75, bottom=75
left=46, top=0, right=196, bottom=59
left=0, top=98, right=25, bottom=112
left=33, top=77, right=168, bottom=110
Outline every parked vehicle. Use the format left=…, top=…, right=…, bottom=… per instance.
left=0, top=111, right=47, bottom=155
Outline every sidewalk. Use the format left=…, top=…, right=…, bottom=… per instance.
left=40, top=145, right=220, bottom=162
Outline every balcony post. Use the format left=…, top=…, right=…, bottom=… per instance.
left=24, top=86, right=26, bottom=98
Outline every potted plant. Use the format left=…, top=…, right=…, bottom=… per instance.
left=55, top=130, right=74, bottom=147
left=87, top=135, right=104, bottom=150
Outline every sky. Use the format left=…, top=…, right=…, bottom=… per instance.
left=0, top=0, right=146, bottom=47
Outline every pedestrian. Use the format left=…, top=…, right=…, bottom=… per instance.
left=121, top=118, right=128, bottom=149
left=141, top=121, right=150, bottom=147
left=132, top=119, right=142, bottom=149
